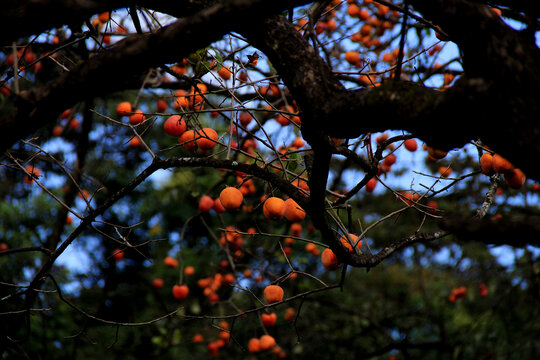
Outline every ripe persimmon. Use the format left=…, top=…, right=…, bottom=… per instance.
left=184, top=266, right=195, bottom=276
left=112, top=249, right=124, bottom=261
left=261, top=312, right=277, bottom=327
left=199, top=195, right=214, bottom=212
left=340, top=234, right=361, bottom=253
left=321, top=248, right=339, bottom=270
left=263, top=197, right=285, bottom=220
left=492, top=154, right=513, bottom=173
left=164, top=256, right=178, bottom=268
left=153, top=278, right=164, bottom=289
left=164, top=115, right=186, bottom=136
left=129, top=136, right=142, bottom=147
left=480, top=152, right=494, bottom=175
left=218, top=66, right=231, bottom=80
left=156, top=98, right=168, bottom=112
left=404, top=138, right=417, bottom=152
left=219, top=187, right=243, bottom=210
left=283, top=198, right=306, bottom=222
left=248, top=338, right=261, bottom=353
left=264, top=284, right=284, bottom=304
left=196, top=128, right=218, bottom=150
left=259, top=335, right=276, bottom=351
left=179, top=130, right=198, bottom=152
left=365, top=177, right=377, bottom=193
left=505, top=168, right=526, bottom=189
left=129, top=109, right=145, bottom=125
left=172, top=284, right=189, bottom=300
left=116, top=101, right=132, bottom=116
left=212, top=198, right=226, bottom=213
left=345, top=51, right=360, bottom=65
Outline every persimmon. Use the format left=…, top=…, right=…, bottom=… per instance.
left=129, top=137, right=142, bottom=147
left=179, top=130, right=198, bottom=151
left=97, top=12, right=111, bottom=23
left=264, top=284, right=284, bottom=304
left=340, top=234, right=361, bottom=253
left=505, top=168, right=526, bottom=189
left=261, top=312, right=277, bottom=327
left=129, top=109, right=145, bottom=125
left=156, top=98, right=168, bottom=112
left=263, top=197, right=285, bottom=220
left=24, top=165, right=41, bottom=184
left=248, top=338, right=261, bottom=353
left=192, top=334, right=204, bottom=343
left=321, top=248, right=339, bottom=270
left=65, top=215, right=73, bottom=225
left=164, top=256, right=178, bottom=268
left=184, top=266, right=195, bottom=276
left=383, top=153, right=396, bottom=167
left=212, top=198, right=226, bottom=213
left=218, top=65, right=231, bottom=80
left=345, top=51, right=360, bottom=65
left=239, top=111, right=252, bottom=127
left=292, top=137, right=305, bottom=148
left=219, top=187, right=243, bottom=210
left=347, top=4, right=361, bottom=17
left=365, top=177, right=377, bottom=193
left=290, top=223, right=302, bottom=237
left=116, top=101, right=132, bottom=116
left=112, top=249, right=124, bottom=261
left=196, top=128, right=218, bottom=150
left=480, top=152, right=494, bottom=175
left=492, top=154, right=513, bottom=173
left=0, top=243, right=8, bottom=251
left=153, top=278, right=164, bottom=289
left=207, top=341, right=219, bottom=356
left=426, top=146, right=448, bottom=160
left=404, top=138, right=417, bottom=152
left=283, top=198, right=305, bottom=222
left=259, top=335, right=276, bottom=351
left=284, top=307, right=295, bottom=321
left=164, top=115, right=186, bottom=136
left=199, top=195, right=214, bottom=212
left=172, top=284, right=189, bottom=300
left=438, top=166, right=452, bottom=178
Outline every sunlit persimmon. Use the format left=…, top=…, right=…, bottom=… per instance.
left=219, top=187, right=243, bottom=210
left=263, top=197, right=285, bottom=220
